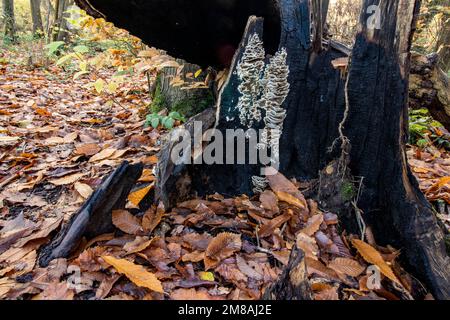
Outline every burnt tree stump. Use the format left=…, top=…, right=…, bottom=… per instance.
left=74, top=0, right=450, bottom=299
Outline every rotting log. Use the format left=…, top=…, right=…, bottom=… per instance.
left=341, top=0, right=449, bottom=300
left=74, top=0, right=450, bottom=299
left=38, top=161, right=143, bottom=267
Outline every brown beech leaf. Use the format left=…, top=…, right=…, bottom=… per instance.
left=296, top=233, right=319, bottom=259
left=74, top=182, right=94, bottom=199
left=182, top=250, right=205, bottom=263
left=301, top=213, right=324, bottom=236
left=102, top=256, right=164, bottom=293
left=142, top=203, right=165, bottom=233
left=314, top=286, right=339, bottom=300
left=32, top=282, right=74, bottom=300
left=306, top=257, right=340, bottom=280
left=328, top=258, right=366, bottom=278
left=204, top=233, right=242, bottom=270
left=351, top=239, right=400, bottom=284
left=236, top=255, right=263, bottom=280
left=275, top=191, right=306, bottom=209
left=259, top=190, right=279, bottom=215
left=265, top=170, right=307, bottom=207
left=258, top=212, right=292, bottom=238
left=49, top=173, right=85, bottom=186
left=170, top=288, right=224, bottom=300
left=112, top=210, right=143, bottom=235
left=88, top=148, right=117, bottom=162
left=75, top=143, right=101, bottom=156
left=124, top=236, right=153, bottom=254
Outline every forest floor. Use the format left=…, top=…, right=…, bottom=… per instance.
left=0, top=50, right=448, bottom=300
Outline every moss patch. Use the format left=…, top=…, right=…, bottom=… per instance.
left=341, top=181, right=357, bottom=202
left=171, top=91, right=214, bottom=118
left=149, top=77, right=168, bottom=113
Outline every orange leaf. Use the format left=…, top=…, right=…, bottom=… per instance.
left=102, top=256, right=163, bottom=293
left=74, top=182, right=94, bottom=199
left=128, top=185, right=154, bottom=206
left=351, top=239, right=400, bottom=284
left=275, top=191, right=306, bottom=209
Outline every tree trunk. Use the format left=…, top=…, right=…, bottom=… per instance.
left=52, top=0, right=72, bottom=42
left=2, top=0, right=16, bottom=43
left=151, top=60, right=215, bottom=118
left=30, top=0, right=44, bottom=37
left=69, top=0, right=450, bottom=299
left=409, top=52, right=450, bottom=129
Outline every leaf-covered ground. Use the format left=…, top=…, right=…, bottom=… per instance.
left=0, top=53, right=447, bottom=301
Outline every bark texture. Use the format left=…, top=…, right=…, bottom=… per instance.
left=2, top=0, right=16, bottom=42
left=409, top=52, right=450, bottom=130
left=30, top=0, right=44, bottom=36
left=38, top=161, right=143, bottom=267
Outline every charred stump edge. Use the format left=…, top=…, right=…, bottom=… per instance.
left=38, top=161, right=143, bottom=267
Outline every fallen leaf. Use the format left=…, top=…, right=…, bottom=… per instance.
left=89, top=148, right=117, bottom=162
left=258, top=213, right=292, bottom=238
left=142, top=204, right=164, bottom=233
left=170, top=288, right=221, bottom=300
left=128, top=184, right=154, bottom=207
left=112, top=210, right=143, bottom=235
left=236, top=255, right=263, bottom=280
left=102, top=256, right=164, bottom=293
left=75, top=143, right=101, bottom=156
left=275, top=191, right=306, bottom=209
left=204, top=233, right=242, bottom=270
left=198, top=271, right=215, bottom=282
left=351, top=239, right=400, bottom=284
left=328, top=258, right=366, bottom=277
left=43, top=136, right=65, bottom=145
left=182, top=251, right=205, bottom=263
left=49, top=173, right=85, bottom=186
left=301, top=213, right=324, bottom=236
left=124, top=236, right=153, bottom=254
left=296, top=233, right=319, bottom=259
left=74, top=182, right=94, bottom=199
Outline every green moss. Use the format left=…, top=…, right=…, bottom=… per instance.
left=149, top=75, right=213, bottom=118
left=341, top=181, right=357, bottom=202
left=149, top=77, right=167, bottom=113
left=172, top=91, right=214, bottom=117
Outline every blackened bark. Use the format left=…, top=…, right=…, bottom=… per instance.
left=343, top=0, right=449, bottom=299
left=263, top=246, right=313, bottom=300
left=38, top=161, right=143, bottom=267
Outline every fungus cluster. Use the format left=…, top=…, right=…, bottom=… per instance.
left=235, top=34, right=290, bottom=193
